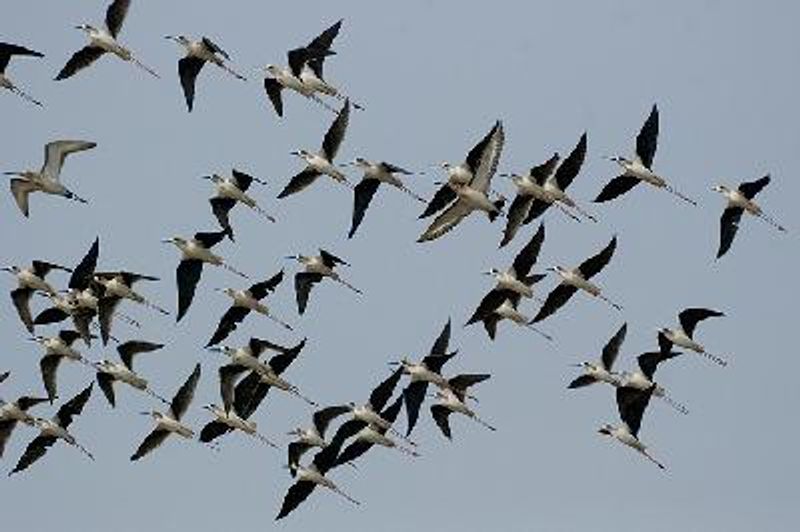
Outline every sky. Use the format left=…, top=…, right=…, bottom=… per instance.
left=2, top=1, right=799, bottom=530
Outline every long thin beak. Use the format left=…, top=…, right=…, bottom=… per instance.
left=160, top=239, right=173, bottom=244
left=568, top=363, right=584, bottom=368
left=3, top=171, right=22, bottom=176
left=284, top=255, right=298, bottom=260
left=387, top=361, right=400, bottom=366
left=138, top=411, right=151, bottom=416
left=206, top=347, right=223, bottom=353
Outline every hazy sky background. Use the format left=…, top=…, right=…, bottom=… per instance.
left=2, top=1, right=798, bottom=530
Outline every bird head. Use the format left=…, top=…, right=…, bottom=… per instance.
left=165, top=35, right=190, bottom=46
left=290, top=149, right=311, bottom=159
left=712, top=184, right=728, bottom=194
left=75, top=24, right=95, bottom=33
left=161, top=236, right=185, bottom=247
left=597, top=424, right=614, bottom=436
left=1, top=265, right=20, bottom=275
left=264, top=64, right=280, bottom=76
left=482, top=268, right=501, bottom=277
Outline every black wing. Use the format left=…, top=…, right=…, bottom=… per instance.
left=219, top=364, right=249, bottom=414
left=529, top=153, right=560, bottom=184
left=321, top=100, right=350, bottom=160
left=482, top=314, right=500, bottom=340
left=430, top=405, right=453, bottom=439
left=249, top=269, right=284, bottom=300
left=403, top=381, right=428, bottom=437
left=738, top=175, right=770, bottom=200
left=601, top=323, right=627, bottom=371
left=10, top=435, right=57, bottom=474
left=117, top=341, right=164, bottom=371
left=11, top=288, right=34, bottom=333
left=0, top=419, right=17, bottom=458
left=55, top=383, right=93, bottom=428
left=232, top=371, right=269, bottom=419
left=231, top=169, right=256, bottom=192
left=55, top=46, right=105, bottom=80
left=334, top=439, right=373, bottom=467
left=176, top=259, right=203, bottom=322
left=717, top=207, right=743, bottom=259
left=657, top=331, right=673, bottom=355
left=294, top=272, right=323, bottom=315
left=268, top=339, right=307, bottom=375
left=178, top=56, right=205, bottom=112
left=193, top=230, right=227, bottom=249
left=512, top=222, right=545, bottom=278
left=553, top=132, right=587, bottom=190
left=532, top=284, right=578, bottom=323
left=277, top=168, right=321, bottom=199
left=348, top=178, right=381, bottom=239
left=59, top=329, right=83, bottom=346
left=306, top=19, right=342, bottom=57
left=312, top=405, right=351, bottom=437
left=209, top=197, right=237, bottom=241
left=567, top=374, right=598, bottom=389
left=201, top=37, right=229, bottom=59
left=448, top=374, right=490, bottom=398
left=206, top=306, right=250, bottom=347
left=96, top=371, right=117, bottom=408
left=500, top=194, right=534, bottom=248
left=616, top=386, right=654, bottom=438
left=678, top=308, right=724, bottom=338
left=40, top=355, right=63, bottom=403
left=33, top=307, right=69, bottom=326
left=466, top=288, right=516, bottom=325
left=594, top=175, right=640, bottom=203
left=263, top=77, right=284, bottom=117
left=428, top=319, right=451, bottom=355
left=130, top=428, right=170, bottom=461
left=419, top=184, right=457, bottom=219
left=637, top=350, right=681, bottom=381
left=422, top=351, right=457, bottom=374
left=319, top=249, right=349, bottom=268
left=105, top=0, right=131, bottom=38
left=522, top=198, right=551, bottom=226
left=368, top=367, right=403, bottom=412
left=276, top=481, right=316, bottom=520
left=32, top=260, right=70, bottom=278
left=636, top=104, right=659, bottom=169
left=0, top=43, right=44, bottom=72
left=465, top=123, right=500, bottom=174
left=287, top=440, right=313, bottom=470
left=97, top=296, right=121, bottom=346
left=577, top=236, right=617, bottom=279
left=199, top=420, right=232, bottom=443
left=171, top=363, right=201, bottom=420
left=69, top=237, right=99, bottom=290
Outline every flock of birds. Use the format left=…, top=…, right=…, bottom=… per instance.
left=1, top=0, right=790, bottom=522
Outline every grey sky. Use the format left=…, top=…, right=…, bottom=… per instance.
left=2, top=1, right=798, bottom=530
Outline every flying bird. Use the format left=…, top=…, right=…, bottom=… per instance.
left=131, top=363, right=201, bottom=461
left=288, top=249, right=361, bottom=315
left=278, top=100, right=352, bottom=199
left=55, top=0, right=158, bottom=80
left=94, top=340, right=168, bottom=408
left=598, top=384, right=665, bottom=470
left=616, top=346, right=688, bottom=414
left=658, top=308, right=727, bottom=366
left=287, top=405, right=353, bottom=471
left=594, top=104, right=695, bottom=206
left=202, top=170, right=275, bottom=241
left=713, top=174, right=786, bottom=259
left=162, top=230, right=248, bottom=322
left=165, top=34, right=245, bottom=112
left=3, top=260, right=72, bottom=333
left=206, top=270, right=292, bottom=347
left=32, top=330, right=93, bottom=402
left=6, top=140, right=96, bottom=217
left=200, top=404, right=278, bottom=449
left=0, top=394, right=48, bottom=457
left=568, top=323, right=626, bottom=389
left=0, top=42, right=44, bottom=106
left=430, top=373, right=496, bottom=439
left=94, top=270, right=165, bottom=345
left=417, top=121, right=506, bottom=242
left=10, top=383, right=94, bottom=475
left=533, top=235, right=621, bottom=323
left=346, top=158, right=425, bottom=238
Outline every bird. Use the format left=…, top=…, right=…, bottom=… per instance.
left=598, top=384, right=665, bottom=470
left=10, top=383, right=94, bottom=475
left=55, top=0, right=158, bottom=81
left=6, top=140, right=96, bottom=217
left=616, top=346, right=688, bottom=415
left=287, top=405, right=353, bottom=470
left=0, top=372, right=8, bottom=385
left=420, top=121, right=505, bottom=220
left=200, top=404, right=278, bottom=449
left=276, top=431, right=359, bottom=520
left=713, top=174, right=786, bottom=259
left=430, top=373, right=496, bottom=439
left=131, top=363, right=201, bottom=461
left=165, top=34, right=245, bottom=112
left=532, top=235, right=621, bottom=323
left=32, top=330, right=93, bottom=402
left=162, top=230, right=248, bottom=322
left=94, top=340, right=168, bottom=408
left=394, top=319, right=457, bottom=437
left=466, top=223, right=552, bottom=341
left=345, top=158, right=425, bottom=239
left=500, top=133, right=596, bottom=247
left=93, top=270, right=166, bottom=345
left=288, top=249, right=361, bottom=315
left=568, top=323, right=626, bottom=389
left=417, top=120, right=506, bottom=242
left=594, top=104, right=695, bottom=206
left=658, top=308, right=728, bottom=366
left=3, top=260, right=72, bottom=333
left=206, top=270, right=292, bottom=347
left=208, top=338, right=315, bottom=413
left=0, top=394, right=48, bottom=457
left=201, top=170, right=275, bottom=241
left=277, top=100, right=352, bottom=199
left=0, top=42, right=44, bottom=106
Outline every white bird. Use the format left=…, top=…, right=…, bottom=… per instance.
left=131, top=363, right=201, bottom=461
left=165, top=34, right=245, bottom=112
left=658, top=308, right=728, bottom=366
left=288, top=249, right=361, bottom=315
left=595, top=104, right=696, bottom=206
left=55, top=0, right=158, bottom=80
left=713, top=174, right=786, bottom=259
left=568, top=323, right=627, bottom=389
left=200, top=404, right=278, bottom=449
left=616, top=347, right=688, bottom=415
left=201, top=170, right=275, bottom=241
left=277, top=100, right=352, bottom=198
left=430, top=373, right=496, bottom=439
left=3, top=260, right=72, bottom=333
left=6, top=140, right=96, bottom=217
left=10, top=384, right=94, bottom=475
left=0, top=395, right=48, bottom=457
left=93, top=270, right=166, bottom=345
left=598, top=384, right=666, bottom=470
left=94, top=340, right=168, bottom=408
left=417, top=121, right=506, bottom=242
left=0, top=42, right=44, bottom=106
left=32, top=330, right=94, bottom=403
left=287, top=405, right=353, bottom=470
left=162, top=230, right=248, bottom=322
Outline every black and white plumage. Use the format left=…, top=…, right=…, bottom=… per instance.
left=0, top=395, right=48, bottom=458
left=658, top=307, right=727, bottom=366
left=713, top=174, right=786, bottom=259
left=3, top=260, right=71, bottom=333
left=0, top=42, right=44, bottom=106
left=206, top=269, right=291, bottom=347
left=594, top=104, right=695, bottom=206
left=278, top=100, right=352, bottom=198
left=430, top=373, right=495, bottom=439
left=615, top=347, right=687, bottom=415
left=162, top=230, right=247, bottom=322
left=289, top=249, right=361, bottom=315
left=34, top=330, right=91, bottom=403
left=94, top=270, right=164, bottom=345
left=165, top=35, right=245, bottom=112
left=568, top=323, right=627, bottom=389
left=417, top=121, right=506, bottom=242
left=94, top=340, right=166, bottom=408
left=55, top=0, right=158, bottom=81
left=533, top=235, right=621, bottom=323
left=131, top=363, right=201, bottom=461
left=287, top=405, right=352, bottom=471
left=598, top=384, right=665, bottom=470
left=202, top=170, right=275, bottom=241
left=10, top=383, right=94, bottom=475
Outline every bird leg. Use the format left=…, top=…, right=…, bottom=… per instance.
left=330, top=485, right=361, bottom=506
left=699, top=350, right=727, bottom=367
left=659, top=393, right=689, bottom=415
left=663, top=184, right=697, bottom=206
left=288, top=386, right=317, bottom=407
left=219, top=62, right=246, bottom=81
left=72, top=440, right=95, bottom=461
left=10, top=84, right=43, bottom=107
left=142, top=298, right=170, bottom=316
left=469, top=413, right=497, bottom=432
left=115, top=311, right=141, bottom=328
left=332, top=275, right=362, bottom=295
left=130, top=56, right=160, bottom=78
left=393, top=444, right=420, bottom=457
left=251, top=204, right=277, bottom=223
left=553, top=202, right=582, bottom=222
left=144, top=388, right=171, bottom=406
left=396, top=183, right=427, bottom=204
left=387, top=426, right=418, bottom=447
left=596, top=293, right=623, bottom=311
left=756, top=211, right=787, bottom=232
left=307, top=93, right=339, bottom=114
left=568, top=201, right=598, bottom=223
left=640, top=449, right=666, bottom=470
left=221, top=262, right=249, bottom=279
left=251, top=431, right=279, bottom=449
left=266, top=313, right=294, bottom=331
left=524, top=322, right=554, bottom=342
